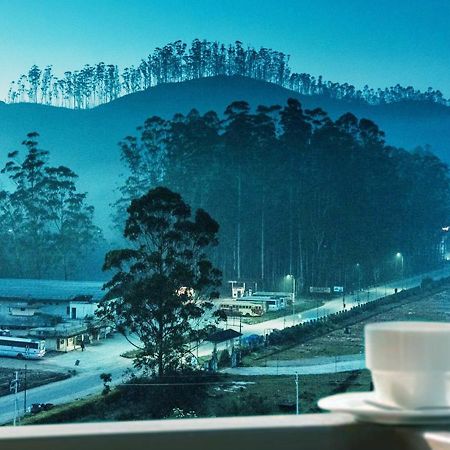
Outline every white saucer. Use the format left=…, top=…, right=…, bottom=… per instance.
left=318, top=392, right=450, bottom=425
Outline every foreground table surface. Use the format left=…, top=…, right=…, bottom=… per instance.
left=0, top=413, right=448, bottom=450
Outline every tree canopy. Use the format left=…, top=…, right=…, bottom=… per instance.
left=0, top=132, right=102, bottom=279
left=7, top=39, right=448, bottom=108
left=99, top=187, right=222, bottom=376
left=115, top=99, right=450, bottom=292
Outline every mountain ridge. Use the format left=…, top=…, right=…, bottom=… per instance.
left=0, top=75, right=449, bottom=232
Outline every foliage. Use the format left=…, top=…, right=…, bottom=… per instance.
left=0, top=132, right=102, bottom=279
left=114, top=100, right=450, bottom=292
left=98, top=187, right=222, bottom=376
left=100, top=372, right=112, bottom=395
left=218, top=349, right=231, bottom=368
left=22, top=371, right=222, bottom=424
left=7, top=39, right=448, bottom=108
left=167, top=407, right=198, bottom=419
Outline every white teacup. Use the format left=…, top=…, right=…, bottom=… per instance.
left=365, top=321, right=450, bottom=409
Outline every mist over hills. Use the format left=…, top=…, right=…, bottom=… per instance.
left=0, top=75, right=449, bottom=233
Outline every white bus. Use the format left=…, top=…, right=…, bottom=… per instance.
left=0, top=336, right=45, bottom=359
left=219, top=300, right=265, bottom=317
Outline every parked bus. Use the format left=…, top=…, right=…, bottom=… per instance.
left=218, top=300, right=265, bottom=317
left=0, top=336, right=45, bottom=359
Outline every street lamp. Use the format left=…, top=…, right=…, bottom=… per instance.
left=396, top=252, right=404, bottom=290
left=355, top=263, right=361, bottom=304
left=286, top=275, right=296, bottom=325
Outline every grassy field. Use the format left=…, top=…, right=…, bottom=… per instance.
left=242, top=287, right=450, bottom=366
left=207, top=370, right=371, bottom=416
left=21, top=369, right=371, bottom=424
left=0, top=368, right=70, bottom=397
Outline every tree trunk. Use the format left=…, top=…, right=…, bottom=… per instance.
left=237, top=171, right=242, bottom=279
left=260, top=192, right=265, bottom=283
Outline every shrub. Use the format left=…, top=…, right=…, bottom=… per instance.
left=218, top=350, right=231, bottom=368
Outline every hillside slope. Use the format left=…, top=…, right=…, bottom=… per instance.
left=0, top=75, right=449, bottom=231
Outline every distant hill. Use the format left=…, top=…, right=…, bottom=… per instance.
left=0, top=75, right=449, bottom=233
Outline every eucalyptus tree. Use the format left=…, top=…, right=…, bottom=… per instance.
left=113, top=116, right=169, bottom=231
left=44, top=165, right=102, bottom=280
left=99, top=187, right=222, bottom=376
left=112, top=99, right=450, bottom=290
left=7, top=39, right=448, bottom=108
left=1, top=132, right=51, bottom=277
left=0, top=132, right=101, bottom=279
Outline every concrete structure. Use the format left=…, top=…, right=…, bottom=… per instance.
left=28, top=323, right=88, bottom=352
left=228, top=281, right=246, bottom=298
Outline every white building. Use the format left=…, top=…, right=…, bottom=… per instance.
left=240, top=292, right=289, bottom=311
left=0, top=278, right=104, bottom=328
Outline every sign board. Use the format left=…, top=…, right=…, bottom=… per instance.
left=309, top=286, right=331, bottom=294
left=333, top=286, right=344, bottom=293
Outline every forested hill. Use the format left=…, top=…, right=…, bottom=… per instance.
left=0, top=75, right=449, bottom=230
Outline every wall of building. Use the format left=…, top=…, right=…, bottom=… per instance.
left=69, top=301, right=98, bottom=320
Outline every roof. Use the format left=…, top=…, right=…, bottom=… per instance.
left=0, top=278, right=104, bottom=302
left=28, top=323, right=88, bottom=337
left=206, top=328, right=242, bottom=343
left=253, top=291, right=292, bottom=298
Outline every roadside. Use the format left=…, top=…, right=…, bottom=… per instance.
left=0, top=367, right=70, bottom=397
left=223, top=355, right=365, bottom=375
left=233, top=265, right=450, bottom=337
left=1, top=265, right=449, bottom=425
left=237, top=280, right=450, bottom=370
left=20, top=370, right=372, bottom=424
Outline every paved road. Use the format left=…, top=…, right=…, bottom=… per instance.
left=0, top=334, right=134, bottom=424
left=234, top=266, right=450, bottom=336
left=0, top=265, right=448, bottom=423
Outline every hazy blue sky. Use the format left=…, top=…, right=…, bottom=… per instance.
left=0, top=0, right=449, bottom=98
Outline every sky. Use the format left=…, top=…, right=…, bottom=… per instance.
left=0, top=0, right=449, bottom=98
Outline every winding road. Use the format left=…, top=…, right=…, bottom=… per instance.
left=0, top=265, right=448, bottom=423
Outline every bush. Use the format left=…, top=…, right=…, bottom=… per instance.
left=421, top=277, right=434, bottom=289
left=218, top=349, right=231, bottom=368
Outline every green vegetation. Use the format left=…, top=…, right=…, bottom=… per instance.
left=242, top=278, right=450, bottom=366
left=21, top=370, right=372, bottom=424
left=0, top=369, right=70, bottom=397
left=9, top=40, right=447, bottom=108
left=99, top=187, right=223, bottom=376
left=115, top=98, right=450, bottom=291
left=0, top=132, right=102, bottom=280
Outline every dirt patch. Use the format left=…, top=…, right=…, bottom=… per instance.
left=0, top=368, right=70, bottom=397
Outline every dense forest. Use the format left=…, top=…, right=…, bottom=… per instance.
left=114, top=98, right=450, bottom=292
left=0, top=133, right=103, bottom=280
left=0, top=99, right=447, bottom=288
left=6, top=39, right=448, bottom=109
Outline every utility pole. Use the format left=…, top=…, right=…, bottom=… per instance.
left=23, top=364, right=27, bottom=414
left=295, top=372, right=299, bottom=415
left=10, top=371, right=19, bottom=426
left=292, top=276, right=296, bottom=326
